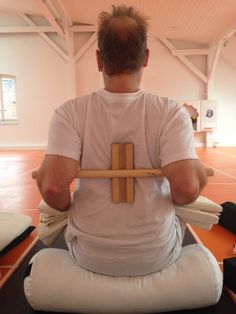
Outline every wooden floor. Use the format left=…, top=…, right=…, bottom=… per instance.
left=190, top=147, right=236, bottom=268
left=0, top=150, right=44, bottom=288
left=0, top=147, right=236, bottom=288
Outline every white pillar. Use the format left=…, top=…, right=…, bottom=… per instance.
left=68, top=59, right=77, bottom=98
left=205, top=130, right=213, bottom=148
left=206, top=79, right=215, bottom=100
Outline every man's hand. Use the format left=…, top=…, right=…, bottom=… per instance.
left=162, top=159, right=208, bottom=206
left=36, top=155, right=79, bottom=211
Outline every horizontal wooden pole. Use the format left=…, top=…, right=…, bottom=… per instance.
left=32, top=167, right=214, bottom=179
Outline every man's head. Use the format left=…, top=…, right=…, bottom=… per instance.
left=97, top=5, right=149, bottom=76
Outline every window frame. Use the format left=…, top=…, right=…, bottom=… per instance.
left=0, top=74, right=18, bottom=125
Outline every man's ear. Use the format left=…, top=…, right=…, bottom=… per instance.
left=96, top=49, right=103, bottom=72
left=143, top=49, right=150, bottom=67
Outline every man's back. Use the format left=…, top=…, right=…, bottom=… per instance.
left=47, top=89, right=197, bottom=276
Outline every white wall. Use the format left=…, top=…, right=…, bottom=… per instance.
left=214, top=58, right=236, bottom=146
left=73, top=36, right=206, bottom=99
left=0, top=33, right=235, bottom=148
left=143, top=38, right=205, bottom=99
left=75, top=40, right=100, bottom=96
left=0, top=34, right=68, bottom=148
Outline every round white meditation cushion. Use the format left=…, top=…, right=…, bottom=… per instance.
left=24, top=244, right=222, bottom=313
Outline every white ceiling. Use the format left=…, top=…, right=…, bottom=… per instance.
left=1, top=0, right=236, bottom=67
left=62, top=0, right=236, bottom=44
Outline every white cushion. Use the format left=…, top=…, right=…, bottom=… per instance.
left=0, top=213, right=32, bottom=251
left=24, top=244, right=222, bottom=313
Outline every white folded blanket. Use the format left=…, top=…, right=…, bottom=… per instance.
left=182, top=195, right=222, bottom=213
left=37, top=200, right=68, bottom=246
left=37, top=195, right=222, bottom=245
left=176, top=195, right=222, bottom=230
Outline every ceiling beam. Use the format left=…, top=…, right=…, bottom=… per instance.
left=210, top=21, right=236, bottom=47
left=0, top=26, right=55, bottom=33
left=34, top=0, right=64, bottom=38
left=74, top=32, right=97, bottom=62
left=56, top=0, right=76, bottom=97
left=56, top=0, right=73, bottom=56
left=18, top=12, right=69, bottom=62
left=172, top=49, right=210, bottom=56
left=57, top=0, right=73, bottom=26
left=206, top=40, right=223, bottom=99
left=63, top=27, right=74, bottom=59
left=46, top=0, right=61, bottom=19
left=208, top=40, right=223, bottom=81
left=158, top=37, right=208, bottom=83
left=206, top=22, right=236, bottom=97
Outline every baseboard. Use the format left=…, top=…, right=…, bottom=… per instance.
left=0, top=145, right=46, bottom=150
left=195, top=142, right=205, bottom=148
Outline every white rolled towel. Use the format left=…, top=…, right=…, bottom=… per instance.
left=176, top=195, right=222, bottom=230
left=37, top=200, right=68, bottom=246
left=186, top=195, right=223, bottom=213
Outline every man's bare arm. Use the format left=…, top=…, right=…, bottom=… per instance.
left=162, top=159, right=208, bottom=205
left=36, top=155, right=79, bottom=211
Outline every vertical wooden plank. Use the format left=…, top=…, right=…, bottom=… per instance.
left=111, top=143, right=135, bottom=203
left=118, top=144, right=127, bottom=202
left=111, top=144, right=120, bottom=203
left=125, top=144, right=134, bottom=203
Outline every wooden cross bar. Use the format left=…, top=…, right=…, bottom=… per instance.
left=32, top=143, right=214, bottom=204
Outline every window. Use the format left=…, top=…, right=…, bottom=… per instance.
left=0, top=75, right=17, bottom=124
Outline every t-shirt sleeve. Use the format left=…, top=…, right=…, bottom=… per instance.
left=46, top=101, right=82, bottom=161
left=159, top=100, right=198, bottom=167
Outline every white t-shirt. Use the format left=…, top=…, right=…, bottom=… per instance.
left=46, top=89, right=198, bottom=276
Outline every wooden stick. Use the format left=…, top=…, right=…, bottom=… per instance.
left=111, top=143, right=134, bottom=203
left=32, top=167, right=214, bottom=179
left=125, top=144, right=134, bottom=203
left=111, top=144, right=120, bottom=203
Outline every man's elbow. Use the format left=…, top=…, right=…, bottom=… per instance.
left=172, top=183, right=201, bottom=205
left=42, top=185, right=61, bottom=203
left=41, top=184, right=69, bottom=211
